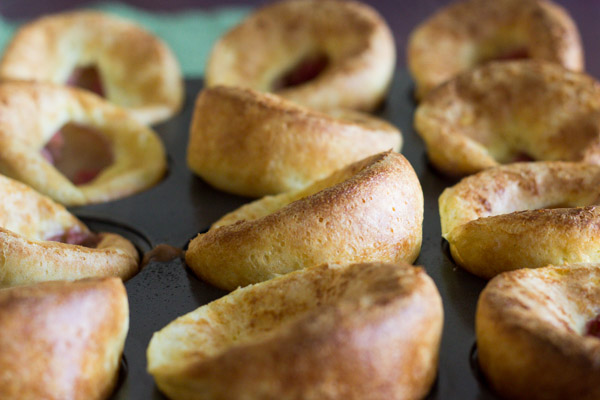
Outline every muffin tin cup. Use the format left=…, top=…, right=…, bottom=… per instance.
left=71, top=74, right=497, bottom=399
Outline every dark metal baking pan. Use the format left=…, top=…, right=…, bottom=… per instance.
left=70, top=72, right=497, bottom=399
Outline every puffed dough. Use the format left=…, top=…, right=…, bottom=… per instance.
left=439, top=161, right=600, bottom=278
left=0, top=81, right=166, bottom=206
left=408, top=0, right=583, bottom=99
left=187, top=86, right=402, bottom=197
left=148, top=261, right=443, bottom=400
left=0, top=10, right=184, bottom=125
left=415, top=61, right=600, bottom=176
left=0, top=174, right=138, bottom=288
left=205, top=0, right=395, bottom=112
left=186, top=151, right=423, bottom=291
left=477, top=265, right=600, bottom=400
left=0, top=277, right=128, bottom=400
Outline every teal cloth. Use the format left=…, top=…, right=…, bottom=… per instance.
left=0, top=2, right=250, bottom=77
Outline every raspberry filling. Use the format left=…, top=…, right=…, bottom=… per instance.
left=480, top=47, right=530, bottom=64
left=510, top=152, right=534, bottom=163
left=586, top=314, right=600, bottom=338
left=273, top=53, right=329, bottom=90
left=491, top=48, right=530, bottom=62
left=41, top=123, right=114, bottom=185
left=66, top=66, right=105, bottom=97
left=46, top=226, right=102, bottom=248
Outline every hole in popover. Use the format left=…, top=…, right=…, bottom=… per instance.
left=41, top=123, right=114, bottom=186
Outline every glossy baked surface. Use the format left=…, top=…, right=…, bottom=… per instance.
left=415, top=61, right=600, bottom=177
left=0, top=10, right=184, bottom=125
left=408, top=0, right=583, bottom=99
left=148, top=262, right=443, bottom=400
left=0, top=82, right=167, bottom=206
left=206, top=0, right=396, bottom=112
left=477, top=265, right=600, bottom=400
left=187, top=86, right=401, bottom=197
left=439, top=161, right=600, bottom=278
left=0, top=277, right=129, bottom=400
left=186, top=151, right=423, bottom=291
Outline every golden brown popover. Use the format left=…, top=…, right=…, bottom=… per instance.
left=0, top=277, right=128, bottom=399
left=415, top=61, right=600, bottom=176
left=0, top=174, right=138, bottom=288
left=0, top=81, right=166, bottom=206
left=205, top=0, right=395, bottom=112
left=0, top=10, right=184, bottom=125
left=187, top=86, right=402, bottom=197
left=408, top=0, right=583, bottom=99
left=440, top=161, right=600, bottom=278
left=186, top=151, right=423, bottom=290
left=148, top=262, right=443, bottom=400
left=477, top=265, right=600, bottom=400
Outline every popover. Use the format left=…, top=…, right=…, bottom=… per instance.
left=0, top=81, right=166, bottom=206
left=187, top=86, right=401, bottom=197
left=205, top=0, right=395, bottom=112
left=415, top=61, right=600, bottom=176
left=440, top=161, right=600, bottom=278
left=408, top=0, right=583, bottom=99
left=148, top=261, right=443, bottom=400
left=477, top=265, right=600, bottom=399
left=0, top=277, right=128, bottom=399
left=0, top=174, right=138, bottom=288
left=186, top=151, right=423, bottom=290
left=0, top=10, right=184, bottom=125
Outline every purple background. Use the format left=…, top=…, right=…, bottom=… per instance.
left=2, top=0, right=600, bottom=77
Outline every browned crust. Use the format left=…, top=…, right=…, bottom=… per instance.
left=0, top=81, right=166, bottom=206
left=476, top=265, right=600, bottom=400
left=0, top=173, right=86, bottom=240
left=0, top=230, right=139, bottom=288
left=0, top=277, right=129, bottom=399
left=408, top=0, right=584, bottom=99
left=148, top=262, right=443, bottom=400
left=0, top=174, right=138, bottom=288
left=185, top=151, right=423, bottom=291
left=439, top=161, right=600, bottom=278
left=205, top=0, right=395, bottom=112
left=187, top=86, right=402, bottom=197
left=415, top=61, right=600, bottom=177
left=0, top=10, right=184, bottom=125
